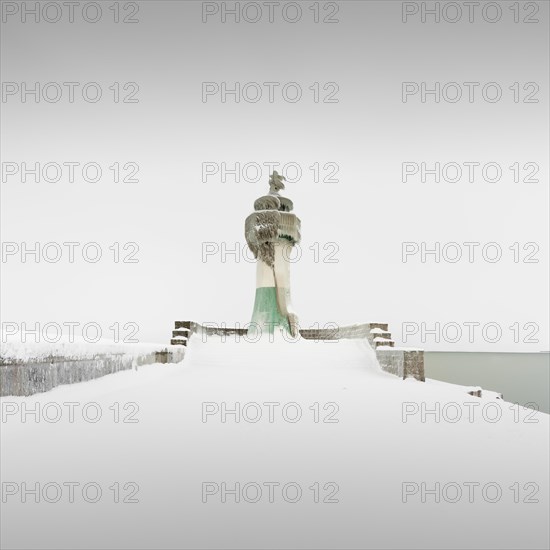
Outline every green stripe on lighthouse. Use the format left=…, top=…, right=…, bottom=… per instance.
left=250, top=286, right=290, bottom=334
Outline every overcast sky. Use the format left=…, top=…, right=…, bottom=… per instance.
left=1, top=0, right=548, bottom=351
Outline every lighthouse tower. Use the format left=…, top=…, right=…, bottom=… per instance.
left=245, top=171, right=301, bottom=337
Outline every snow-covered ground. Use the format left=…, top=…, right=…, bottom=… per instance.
left=1, top=335, right=548, bottom=549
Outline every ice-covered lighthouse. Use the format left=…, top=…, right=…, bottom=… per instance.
left=245, top=171, right=301, bottom=337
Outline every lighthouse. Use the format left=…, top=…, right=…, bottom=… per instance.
left=245, top=171, right=301, bottom=337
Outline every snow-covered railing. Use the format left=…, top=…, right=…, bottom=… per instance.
left=277, top=211, right=301, bottom=242
left=0, top=339, right=186, bottom=396
left=244, top=210, right=301, bottom=248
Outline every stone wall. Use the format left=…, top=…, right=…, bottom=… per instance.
left=171, top=321, right=247, bottom=345
left=0, top=348, right=186, bottom=397
left=375, top=349, right=425, bottom=382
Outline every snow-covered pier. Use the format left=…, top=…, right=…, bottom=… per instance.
left=170, top=320, right=425, bottom=381
left=2, top=334, right=546, bottom=549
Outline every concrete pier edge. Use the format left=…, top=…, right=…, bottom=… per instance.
left=171, top=321, right=425, bottom=382
left=0, top=347, right=186, bottom=397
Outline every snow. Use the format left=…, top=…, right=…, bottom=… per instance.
left=1, top=334, right=548, bottom=549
